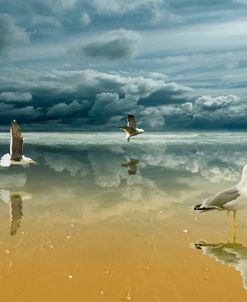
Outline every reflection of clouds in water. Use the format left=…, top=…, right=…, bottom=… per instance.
left=44, top=152, right=90, bottom=177
left=81, top=177, right=176, bottom=224
left=128, top=145, right=243, bottom=183
left=0, top=174, right=27, bottom=188
left=1, top=138, right=246, bottom=225
left=195, top=241, right=247, bottom=290
left=88, top=152, right=128, bottom=187
left=200, top=167, right=239, bottom=183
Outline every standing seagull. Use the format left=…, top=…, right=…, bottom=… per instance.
left=0, top=120, right=36, bottom=167
left=194, top=164, right=247, bottom=226
left=120, top=115, right=144, bottom=142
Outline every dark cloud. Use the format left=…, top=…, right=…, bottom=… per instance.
left=83, top=29, right=141, bottom=60
left=47, top=100, right=90, bottom=117
left=139, top=84, right=192, bottom=106
left=0, top=67, right=245, bottom=131
left=0, top=103, right=41, bottom=125
left=0, top=13, right=29, bottom=56
left=0, top=68, right=191, bottom=129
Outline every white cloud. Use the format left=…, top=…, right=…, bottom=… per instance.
left=195, top=95, right=239, bottom=110
left=0, top=92, right=32, bottom=102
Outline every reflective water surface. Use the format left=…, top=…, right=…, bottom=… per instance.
left=1, top=132, right=247, bottom=301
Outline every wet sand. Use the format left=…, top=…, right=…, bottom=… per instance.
left=1, top=132, right=247, bottom=301
left=1, top=207, right=247, bottom=302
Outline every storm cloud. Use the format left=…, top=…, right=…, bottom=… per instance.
left=0, top=0, right=246, bottom=130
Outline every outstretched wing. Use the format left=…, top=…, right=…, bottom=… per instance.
left=127, top=115, right=137, bottom=129
left=10, top=120, right=23, bottom=161
left=120, top=126, right=136, bottom=135
left=195, top=187, right=240, bottom=210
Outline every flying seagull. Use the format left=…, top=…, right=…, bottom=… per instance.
left=0, top=189, right=32, bottom=236
left=120, top=115, right=144, bottom=142
left=0, top=120, right=36, bottom=167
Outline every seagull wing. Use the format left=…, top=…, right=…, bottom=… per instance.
left=120, top=126, right=136, bottom=135
left=127, top=115, right=137, bottom=129
left=195, top=187, right=240, bottom=210
left=0, top=153, right=11, bottom=167
left=10, top=120, right=23, bottom=161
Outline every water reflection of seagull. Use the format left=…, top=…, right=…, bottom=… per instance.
left=121, top=157, right=140, bottom=175
left=194, top=164, right=247, bottom=224
left=195, top=240, right=247, bottom=290
left=0, top=189, right=32, bottom=236
left=120, top=115, right=144, bottom=142
left=0, top=120, right=36, bottom=167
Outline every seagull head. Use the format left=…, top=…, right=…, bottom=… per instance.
left=22, top=156, right=36, bottom=165
left=27, top=158, right=36, bottom=165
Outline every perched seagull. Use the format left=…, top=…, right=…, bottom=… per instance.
left=0, top=189, right=32, bottom=236
left=194, top=164, right=247, bottom=213
left=195, top=240, right=247, bottom=290
left=0, top=120, right=36, bottom=167
left=120, top=115, right=144, bottom=142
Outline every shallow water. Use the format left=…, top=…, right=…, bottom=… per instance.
left=1, top=132, right=247, bottom=301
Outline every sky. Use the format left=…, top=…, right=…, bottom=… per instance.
left=0, top=0, right=247, bottom=131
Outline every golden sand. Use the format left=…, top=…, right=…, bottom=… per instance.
left=1, top=199, right=247, bottom=302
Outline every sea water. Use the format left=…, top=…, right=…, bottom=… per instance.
left=0, top=132, right=247, bottom=301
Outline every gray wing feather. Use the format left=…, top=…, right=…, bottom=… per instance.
left=120, top=126, right=136, bottom=134
left=10, top=120, right=23, bottom=161
left=127, top=115, right=137, bottom=129
left=201, top=187, right=240, bottom=209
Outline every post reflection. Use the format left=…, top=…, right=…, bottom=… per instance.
left=0, top=190, right=32, bottom=236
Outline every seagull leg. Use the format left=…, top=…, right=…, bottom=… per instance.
left=227, top=211, right=237, bottom=243
left=227, top=211, right=232, bottom=243
left=231, top=211, right=237, bottom=243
